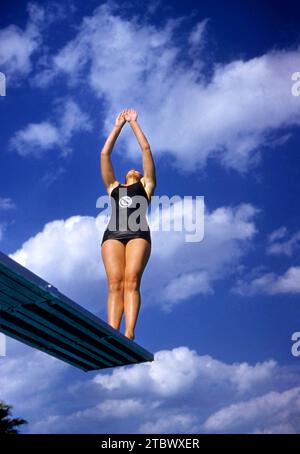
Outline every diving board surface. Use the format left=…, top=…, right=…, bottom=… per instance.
left=0, top=250, right=154, bottom=372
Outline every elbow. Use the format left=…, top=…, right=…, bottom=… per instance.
left=101, top=149, right=111, bottom=158
left=142, top=145, right=151, bottom=152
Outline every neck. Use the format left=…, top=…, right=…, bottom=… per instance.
left=124, top=178, right=139, bottom=186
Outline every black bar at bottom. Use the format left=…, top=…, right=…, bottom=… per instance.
left=0, top=433, right=296, bottom=450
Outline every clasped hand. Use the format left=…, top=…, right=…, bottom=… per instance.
left=115, top=108, right=138, bottom=127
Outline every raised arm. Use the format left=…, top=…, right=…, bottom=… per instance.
left=100, top=111, right=126, bottom=194
left=125, top=109, right=156, bottom=195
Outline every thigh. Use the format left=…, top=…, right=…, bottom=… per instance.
left=101, top=239, right=126, bottom=280
left=125, top=238, right=151, bottom=281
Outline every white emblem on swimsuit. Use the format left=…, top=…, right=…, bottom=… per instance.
left=119, top=196, right=133, bottom=208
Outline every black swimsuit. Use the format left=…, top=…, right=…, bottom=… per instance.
left=101, top=180, right=151, bottom=246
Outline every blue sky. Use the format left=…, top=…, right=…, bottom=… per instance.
left=1, top=0, right=300, bottom=434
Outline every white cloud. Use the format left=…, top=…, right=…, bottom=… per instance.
left=268, top=226, right=288, bottom=243
left=70, top=398, right=145, bottom=420
left=232, top=266, right=300, bottom=296
left=0, top=347, right=66, bottom=413
left=94, top=347, right=201, bottom=396
left=203, top=387, right=300, bottom=433
left=10, top=122, right=60, bottom=156
left=163, top=270, right=213, bottom=304
left=0, top=3, right=43, bottom=80
left=32, top=3, right=300, bottom=172
left=232, top=227, right=300, bottom=296
left=93, top=346, right=276, bottom=397
left=188, top=19, right=209, bottom=47
left=59, top=99, right=91, bottom=142
left=267, top=227, right=300, bottom=256
left=0, top=2, right=75, bottom=81
left=139, top=412, right=199, bottom=434
left=10, top=99, right=92, bottom=157
left=2, top=341, right=298, bottom=434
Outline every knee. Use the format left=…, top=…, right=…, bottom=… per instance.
left=124, top=272, right=140, bottom=292
left=108, top=276, right=124, bottom=293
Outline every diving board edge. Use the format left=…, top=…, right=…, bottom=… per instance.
left=0, top=250, right=154, bottom=368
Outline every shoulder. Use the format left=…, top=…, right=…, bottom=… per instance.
left=106, top=180, right=120, bottom=196
left=140, top=177, right=156, bottom=199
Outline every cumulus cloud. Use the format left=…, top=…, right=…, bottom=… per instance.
left=0, top=346, right=66, bottom=413
left=203, top=387, right=300, bottom=433
left=1, top=343, right=299, bottom=434
left=10, top=99, right=92, bottom=157
left=140, top=413, right=199, bottom=434
left=232, top=265, right=300, bottom=296
left=31, top=2, right=300, bottom=172
left=93, top=346, right=277, bottom=396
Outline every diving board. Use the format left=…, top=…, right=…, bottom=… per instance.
left=0, top=250, right=154, bottom=372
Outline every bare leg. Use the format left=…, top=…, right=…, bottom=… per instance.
left=124, top=238, right=151, bottom=340
left=101, top=239, right=126, bottom=331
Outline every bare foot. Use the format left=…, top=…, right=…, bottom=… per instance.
left=125, top=331, right=135, bottom=341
